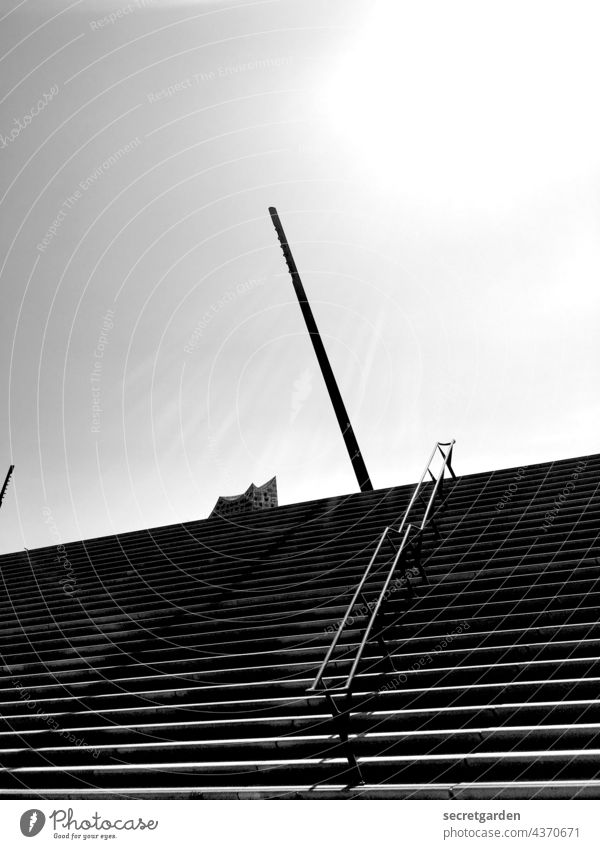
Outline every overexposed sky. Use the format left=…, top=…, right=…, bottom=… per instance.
left=1, top=0, right=599, bottom=553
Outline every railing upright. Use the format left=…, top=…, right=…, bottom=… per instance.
left=418, top=441, right=456, bottom=533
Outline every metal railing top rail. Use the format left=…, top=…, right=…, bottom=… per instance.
left=308, top=440, right=456, bottom=697
left=308, top=524, right=412, bottom=695
left=307, top=525, right=390, bottom=694
left=336, top=523, right=412, bottom=696
left=418, top=440, right=456, bottom=532
left=397, top=440, right=456, bottom=538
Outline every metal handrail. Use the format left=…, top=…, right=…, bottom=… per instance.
left=308, top=440, right=456, bottom=697
left=308, top=526, right=390, bottom=693
left=418, top=440, right=455, bottom=531
left=340, top=524, right=412, bottom=695
left=397, top=440, right=455, bottom=538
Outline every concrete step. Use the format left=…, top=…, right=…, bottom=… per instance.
left=0, top=451, right=597, bottom=797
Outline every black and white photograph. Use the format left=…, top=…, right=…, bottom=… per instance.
left=0, top=0, right=599, bottom=843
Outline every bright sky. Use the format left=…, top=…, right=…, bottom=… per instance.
left=1, top=0, right=599, bottom=553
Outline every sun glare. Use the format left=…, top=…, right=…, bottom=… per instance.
left=316, top=1, right=600, bottom=209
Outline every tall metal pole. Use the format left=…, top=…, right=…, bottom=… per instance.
left=269, top=207, right=373, bottom=492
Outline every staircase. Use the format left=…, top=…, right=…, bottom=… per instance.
left=0, top=451, right=599, bottom=799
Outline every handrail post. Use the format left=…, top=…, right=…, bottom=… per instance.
left=326, top=693, right=365, bottom=785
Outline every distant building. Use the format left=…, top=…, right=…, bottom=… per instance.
left=209, top=476, right=278, bottom=519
